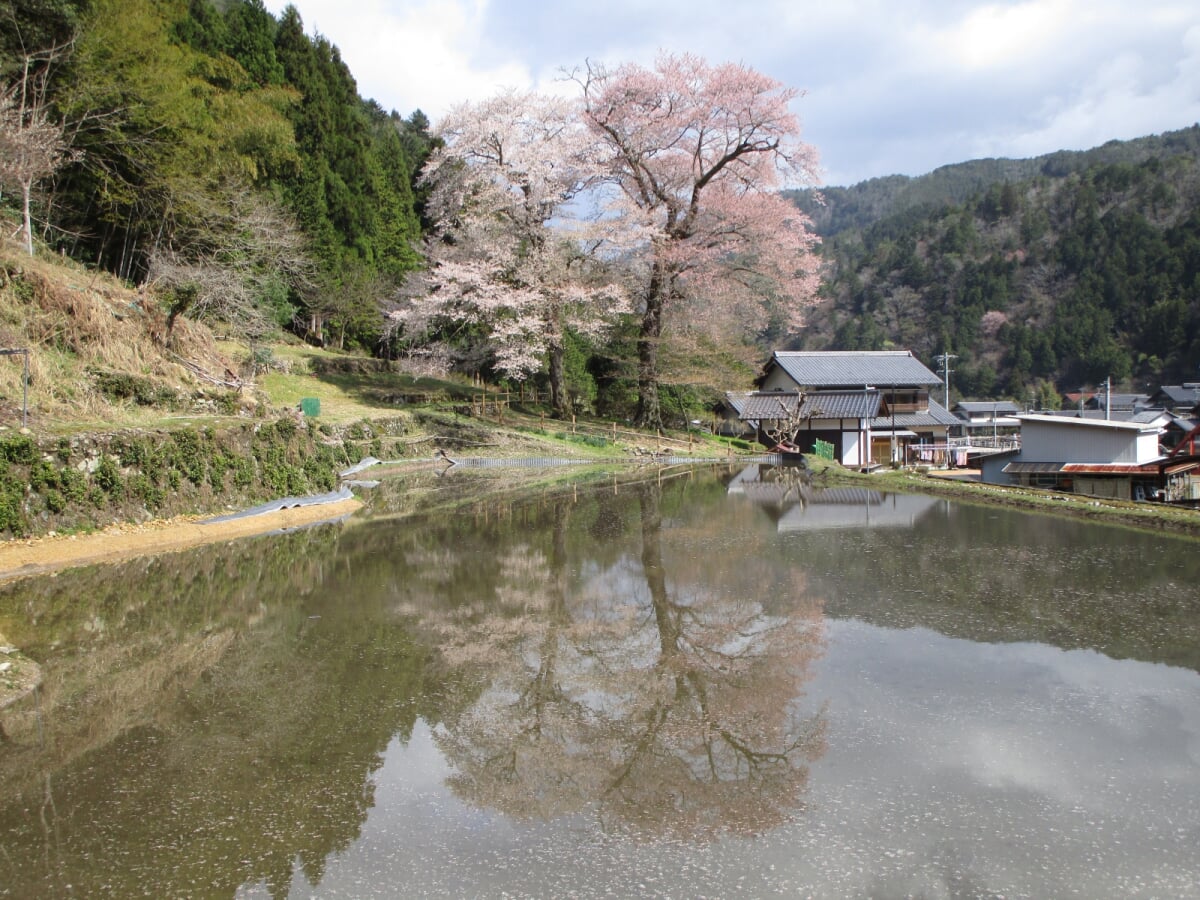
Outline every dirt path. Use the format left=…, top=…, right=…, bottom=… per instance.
left=0, top=497, right=363, bottom=586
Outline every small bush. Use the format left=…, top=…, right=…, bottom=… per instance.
left=44, top=489, right=67, bottom=514
left=60, top=466, right=88, bottom=502
left=0, top=471, right=28, bottom=536
left=169, top=430, right=209, bottom=485
left=93, top=370, right=177, bottom=407
left=29, top=460, right=60, bottom=491
left=0, top=435, right=37, bottom=465
left=128, top=473, right=163, bottom=509
left=215, top=391, right=240, bottom=415
left=93, top=455, right=123, bottom=495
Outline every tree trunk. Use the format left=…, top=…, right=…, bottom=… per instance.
left=633, top=277, right=665, bottom=429
left=20, top=180, right=33, bottom=257
left=548, top=342, right=567, bottom=418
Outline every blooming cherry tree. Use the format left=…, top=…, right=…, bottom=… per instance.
left=395, top=90, right=627, bottom=414
left=575, top=53, right=822, bottom=427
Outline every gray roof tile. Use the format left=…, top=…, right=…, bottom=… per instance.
left=768, top=351, right=942, bottom=388
left=739, top=390, right=883, bottom=422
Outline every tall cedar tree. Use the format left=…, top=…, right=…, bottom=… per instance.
left=273, top=5, right=422, bottom=347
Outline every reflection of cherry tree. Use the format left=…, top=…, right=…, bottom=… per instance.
left=430, top=483, right=825, bottom=840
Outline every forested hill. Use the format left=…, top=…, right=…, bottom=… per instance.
left=789, top=125, right=1200, bottom=237
left=2, top=0, right=434, bottom=352
left=788, top=126, right=1200, bottom=403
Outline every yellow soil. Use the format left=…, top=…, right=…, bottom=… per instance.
left=0, top=498, right=362, bottom=586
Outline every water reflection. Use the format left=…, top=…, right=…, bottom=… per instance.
left=0, top=526, right=437, bottom=898
left=424, top=481, right=826, bottom=840
left=728, top=464, right=944, bottom=530
left=0, top=467, right=1196, bottom=897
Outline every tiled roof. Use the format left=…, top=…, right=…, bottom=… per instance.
left=739, top=390, right=882, bottom=421
left=1151, top=385, right=1200, bottom=404
left=768, top=351, right=942, bottom=388
left=741, top=392, right=804, bottom=420
left=801, top=390, right=883, bottom=419
left=1086, top=393, right=1151, bottom=409
left=873, top=398, right=960, bottom=428
left=955, top=401, right=1022, bottom=414
left=721, top=392, right=752, bottom=415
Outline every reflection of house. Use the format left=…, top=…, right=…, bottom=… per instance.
left=727, top=465, right=944, bottom=530
left=751, top=350, right=959, bottom=466
left=985, top=414, right=1200, bottom=503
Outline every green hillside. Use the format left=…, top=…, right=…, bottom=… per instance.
left=789, top=126, right=1200, bottom=401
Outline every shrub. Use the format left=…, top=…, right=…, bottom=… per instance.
left=44, top=489, right=66, bottom=514
left=0, top=470, right=28, bottom=536
left=93, top=455, right=123, bottom=495
left=169, top=430, right=207, bottom=484
left=128, top=473, right=163, bottom=509
left=0, top=435, right=37, bottom=465
left=59, top=466, right=88, bottom=502
left=93, top=370, right=177, bottom=407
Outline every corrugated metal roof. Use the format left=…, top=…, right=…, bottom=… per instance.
left=1061, top=463, right=1159, bottom=474
left=1004, top=460, right=1175, bottom=475
left=769, top=351, right=942, bottom=388
left=1017, top=414, right=1162, bottom=432
left=1003, top=462, right=1065, bottom=474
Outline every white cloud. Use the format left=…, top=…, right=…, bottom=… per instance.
left=264, top=0, right=1200, bottom=184
left=265, top=0, right=535, bottom=120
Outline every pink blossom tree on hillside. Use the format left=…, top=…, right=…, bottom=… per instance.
left=574, top=53, right=822, bottom=427
left=396, top=90, right=627, bottom=415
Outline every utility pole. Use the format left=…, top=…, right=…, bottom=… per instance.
left=934, top=351, right=957, bottom=409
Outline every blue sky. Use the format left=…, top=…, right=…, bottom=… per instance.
left=264, top=0, right=1200, bottom=186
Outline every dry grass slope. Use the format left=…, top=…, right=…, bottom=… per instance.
left=0, top=242, right=238, bottom=432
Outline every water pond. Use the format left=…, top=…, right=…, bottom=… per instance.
left=1, top=464, right=1198, bottom=898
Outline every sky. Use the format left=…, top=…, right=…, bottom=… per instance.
left=263, top=0, right=1200, bottom=187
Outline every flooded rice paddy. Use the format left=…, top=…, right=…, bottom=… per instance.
left=1, top=464, right=1197, bottom=898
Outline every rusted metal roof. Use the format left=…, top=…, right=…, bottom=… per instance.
left=1061, top=463, right=1156, bottom=474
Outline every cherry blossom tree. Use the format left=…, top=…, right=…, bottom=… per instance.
left=574, top=53, right=823, bottom=427
left=394, top=89, right=627, bottom=415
